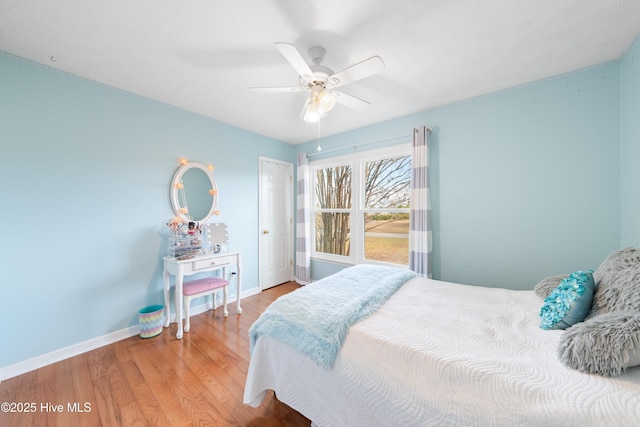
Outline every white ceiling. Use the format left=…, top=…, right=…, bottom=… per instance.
left=2, top=1, right=640, bottom=144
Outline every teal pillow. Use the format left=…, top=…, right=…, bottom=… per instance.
left=539, top=270, right=595, bottom=330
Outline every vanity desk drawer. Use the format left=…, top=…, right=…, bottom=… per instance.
left=192, top=256, right=231, bottom=271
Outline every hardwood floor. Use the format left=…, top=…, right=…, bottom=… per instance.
left=0, top=282, right=311, bottom=427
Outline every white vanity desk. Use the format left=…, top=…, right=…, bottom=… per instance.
left=163, top=251, right=242, bottom=339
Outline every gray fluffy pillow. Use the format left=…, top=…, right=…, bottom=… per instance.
left=557, top=247, right=640, bottom=376
left=589, top=247, right=640, bottom=319
left=533, top=274, right=567, bottom=299
left=558, top=311, right=640, bottom=376
left=593, top=247, right=640, bottom=285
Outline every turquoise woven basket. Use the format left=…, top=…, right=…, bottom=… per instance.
left=138, top=305, right=164, bottom=338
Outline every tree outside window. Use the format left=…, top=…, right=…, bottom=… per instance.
left=364, top=156, right=411, bottom=265
left=314, top=164, right=351, bottom=256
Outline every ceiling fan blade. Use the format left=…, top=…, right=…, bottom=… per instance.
left=326, top=56, right=385, bottom=89
left=249, top=86, right=304, bottom=93
left=331, top=91, right=371, bottom=112
left=275, top=42, right=314, bottom=81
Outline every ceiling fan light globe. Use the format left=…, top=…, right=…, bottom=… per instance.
left=320, top=93, right=336, bottom=111
left=304, top=103, right=320, bottom=123
left=304, top=112, right=320, bottom=123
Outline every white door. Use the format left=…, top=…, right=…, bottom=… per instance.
left=259, top=157, right=293, bottom=290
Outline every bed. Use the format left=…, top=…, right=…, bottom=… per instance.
left=244, top=254, right=640, bottom=426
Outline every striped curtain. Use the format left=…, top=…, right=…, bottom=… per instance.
left=409, top=126, right=432, bottom=278
left=295, top=153, right=311, bottom=284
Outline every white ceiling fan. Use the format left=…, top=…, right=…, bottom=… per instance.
left=249, top=42, right=385, bottom=123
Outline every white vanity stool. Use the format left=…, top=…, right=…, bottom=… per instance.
left=183, top=277, right=229, bottom=332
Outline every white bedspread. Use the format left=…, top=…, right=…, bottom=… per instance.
left=244, top=277, right=640, bottom=426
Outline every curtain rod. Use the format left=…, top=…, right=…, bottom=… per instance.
left=307, top=128, right=431, bottom=158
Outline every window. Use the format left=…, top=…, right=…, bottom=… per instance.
left=311, top=145, right=411, bottom=266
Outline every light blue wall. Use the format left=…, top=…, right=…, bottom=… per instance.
left=620, top=36, right=640, bottom=247
left=0, top=52, right=294, bottom=368
left=299, top=61, right=622, bottom=289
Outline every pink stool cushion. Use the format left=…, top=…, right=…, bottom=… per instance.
left=183, top=278, right=229, bottom=296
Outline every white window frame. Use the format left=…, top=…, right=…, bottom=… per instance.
left=310, top=144, right=411, bottom=266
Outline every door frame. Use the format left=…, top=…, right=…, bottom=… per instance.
left=258, top=156, right=294, bottom=291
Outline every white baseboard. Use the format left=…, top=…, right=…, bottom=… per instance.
left=0, top=326, right=139, bottom=383
left=0, top=287, right=260, bottom=382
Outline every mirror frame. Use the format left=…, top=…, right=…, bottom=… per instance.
left=170, top=161, right=218, bottom=224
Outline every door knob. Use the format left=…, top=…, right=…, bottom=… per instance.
left=263, top=229, right=270, bottom=234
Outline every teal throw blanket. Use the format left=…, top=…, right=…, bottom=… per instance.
left=249, top=264, right=417, bottom=369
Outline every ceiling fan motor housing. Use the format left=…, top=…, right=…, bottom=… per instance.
left=300, top=67, right=332, bottom=87
left=298, top=46, right=340, bottom=88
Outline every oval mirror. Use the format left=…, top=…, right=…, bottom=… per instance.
left=170, top=161, right=218, bottom=224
